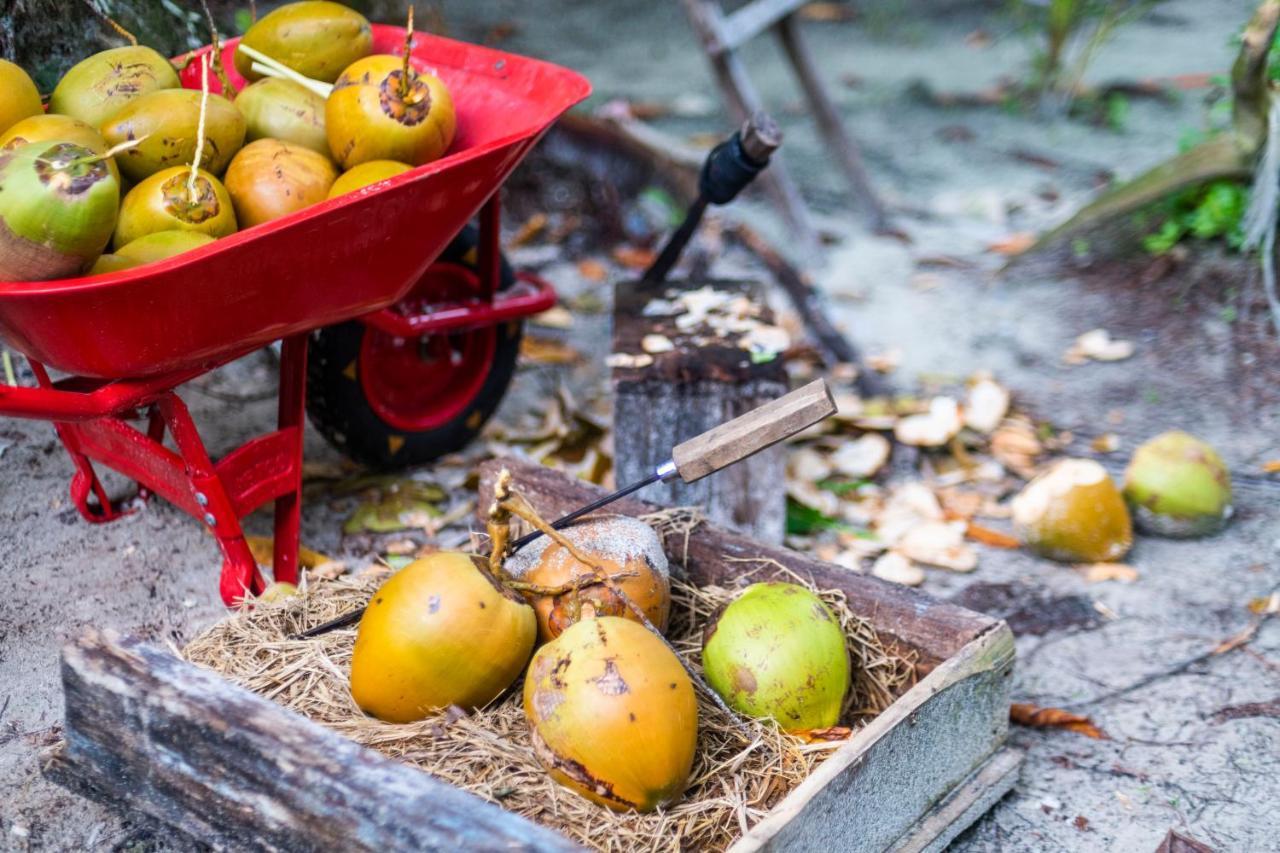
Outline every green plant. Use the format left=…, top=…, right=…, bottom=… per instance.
left=1141, top=180, right=1248, bottom=254
left=1011, top=0, right=1166, bottom=112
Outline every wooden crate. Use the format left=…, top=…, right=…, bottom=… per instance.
left=47, top=460, right=1020, bottom=853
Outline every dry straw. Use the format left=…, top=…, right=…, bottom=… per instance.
left=183, top=513, right=916, bottom=852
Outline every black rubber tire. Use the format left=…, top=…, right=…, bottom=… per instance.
left=306, top=226, right=522, bottom=470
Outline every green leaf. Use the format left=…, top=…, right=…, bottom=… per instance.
left=818, top=478, right=870, bottom=495
left=786, top=498, right=855, bottom=536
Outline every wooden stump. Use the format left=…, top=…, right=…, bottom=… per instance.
left=612, top=279, right=788, bottom=544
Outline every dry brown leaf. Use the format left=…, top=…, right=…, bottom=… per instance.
left=577, top=258, right=608, bottom=282
left=612, top=245, right=657, bottom=270
left=1262, top=459, right=1280, bottom=474
left=796, top=726, right=853, bottom=742
left=1077, top=562, right=1139, bottom=583
left=509, top=212, right=547, bottom=247
left=245, top=536, right=338, bottom=570
left=1154, top=828, right=1216, bottom=853
left=965, top=522, right=1020, bottom=549
left=1091, top=433, right=1121, bottom=453
left=519, top=336, right=582, bottom=365
left=1009, top=703, right=1108, bottom=739
left=799, top=2, right=856, bottom=22
left=986, top=232, right=1036, bottom=256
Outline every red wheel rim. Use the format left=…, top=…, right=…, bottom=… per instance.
left=359, top=263, right=498, bottom=433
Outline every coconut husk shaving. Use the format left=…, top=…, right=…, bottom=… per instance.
left=182, top=512, right=916, bottom=852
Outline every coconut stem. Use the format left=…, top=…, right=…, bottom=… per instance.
left=81, top=0, right=138, bottom=46
left=60, top=135, right=145, bottom=169
left=499, top=486, right=755, bottom=739
left=188, top=55, right=210, bottom=200
left=505, top=571, right=639, bottom=598
left=199, top=0, right=236, bottom=97
left=399, top=5, right=416, bottom=101
left=240, top=46, right=333, bottom=98
left=486, top=469, right=514, bottom=580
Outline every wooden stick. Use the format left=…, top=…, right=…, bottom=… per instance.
left=499, top=485, right=754, bottom=738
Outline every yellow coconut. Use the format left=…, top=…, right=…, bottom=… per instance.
left=223, top=139, right=337, bottom=228
left=0, top=60, right=43, bottom=137
left=503, top=516, right=671, bottom=643
left=349, top=552, right=537, bottom=723
left=234, top=1, right=373, bottom=84
left=49, top=46, right=180, bottom=127
left=235, top=78, right=329, bottom=155
left=100, top=89, right=246, bottom=181
left=1, top=114, right=120, bottom=184
left=1012, top=458, right=1132, bottom=562
left=326, top=55, right=455, bottom=170
left=524, top=617, right=698, bottom=812
left=326, top=160, right=412, bottom=199
left=114, top=166, right=237, bottom=248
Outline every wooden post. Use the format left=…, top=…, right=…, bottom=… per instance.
left=613, top=278, right=788, bottom=543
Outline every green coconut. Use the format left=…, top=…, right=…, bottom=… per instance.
left=100, top=88, right=246, bottom=182
left=0, top=114, right=121, bottom=184
left=234, top=78, right=329, bottom=155
left=0, top=60, right=43, bottom=137
left=1123, top=431, right=1233, bottom=538
left=702, top=582, right=850, bottom=732
left=49, top=46, right=181, bottom=128
left=0, top=142, right=120, bottom=282
left=234, top=1, right=373, bottom=84
left=115, top=166, right=237, bottom=248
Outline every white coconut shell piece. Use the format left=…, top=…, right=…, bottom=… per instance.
left=896, top=520, right=977, bottom=572
left=871, top=552, right=925, bottom=586
left=964, top=378, right=1010, bottom=434
left=894, top=397, right=962, bottom=447
left=831, top=434, right=891, bottom=479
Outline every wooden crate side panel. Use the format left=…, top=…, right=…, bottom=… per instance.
left=735, top=625, right=1016, bottom=853
left=53, top=629, right=582, bottom=853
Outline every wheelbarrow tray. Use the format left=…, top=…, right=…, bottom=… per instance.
left=0, top=26, right=589, bottom=379
left=47, top=461, right=1021, bottom=853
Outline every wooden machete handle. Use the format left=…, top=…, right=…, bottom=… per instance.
left=670, top=379, right=836, bottom=483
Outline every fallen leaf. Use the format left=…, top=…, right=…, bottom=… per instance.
left=1077, top=562, right=1139, bottom=583
left=799, top=2, right=855, bottom=22
left=872, top=551, right=925, bottom=586
left=1091, top=433, right=1121, bottom=453
left=1073, top=816, right=1090, bottom=832
left=866, top=349, right=902, bottom=373
left=342, top=479, right=446, bottom=535
left=965, top=522, right=1020, bottom=549
left=1010, top=703, right=1108, bottom=739
left=830, top=434, right=891, bottom=478
left=577, top=258, right=608, bottom=282
left=530, top=305, right=574, bottom=330
left=1248, top=591, right=1280, bottom=614
left=612, top=245, right=657, bottom=270
left=796, top=725, right=854, bottom=742
left=605, top=352, right=654, bottom=369
left=986, top=232, right=1036, bottom=255
left=246, top=536, right=340, bottom=570
left=520, top=336, right=583, bottom=365
left=509, top=212, right=547, bottom=247
left=1154, top=828, right=1216, bottom=853
left=1262, top=459, right=1280, bottom=474
left=788, top=447, right=834, bottom=483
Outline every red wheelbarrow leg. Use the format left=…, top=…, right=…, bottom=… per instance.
left=270, top=335, right=308, bottom=587
left=157, top=394, right=266, bottom=605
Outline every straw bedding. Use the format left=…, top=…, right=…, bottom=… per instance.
left=182, top=513, right=916, bottom=852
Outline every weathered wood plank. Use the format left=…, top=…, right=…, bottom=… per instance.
left=482, top=458, right=1000, bottom=666
left=613, top=279, right=789, bottom=543
left=52, top=629, right=582, bottom=853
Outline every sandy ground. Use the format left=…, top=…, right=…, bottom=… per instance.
left=3, top=1, right=1279, bottom=850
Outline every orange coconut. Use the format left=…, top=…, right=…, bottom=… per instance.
left=325, top=55, right=455, bottom=170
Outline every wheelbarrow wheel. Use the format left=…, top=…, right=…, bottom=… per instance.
left=306, top=226, right=522, bottom=469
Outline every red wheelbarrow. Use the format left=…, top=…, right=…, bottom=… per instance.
left=0, top=26, right=590, bottom=605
